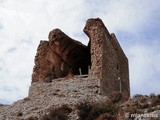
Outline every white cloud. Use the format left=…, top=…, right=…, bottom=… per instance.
left=101, top=0, right=160, bottom=33
left=0, top=0, right=160, bottom=103
left=128, top=41, right=160, bottom=95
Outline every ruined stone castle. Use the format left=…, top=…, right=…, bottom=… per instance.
left=0, top=18, right=131, bottom=120
left=32, top=18, right=130, bottom=98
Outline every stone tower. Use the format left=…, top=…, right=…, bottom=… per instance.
left=32, top=18, right=130, bottom=98
left=84, top=18, right=130, bottom=97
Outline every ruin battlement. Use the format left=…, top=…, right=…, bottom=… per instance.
left=32, top=18, right=130, bottom=98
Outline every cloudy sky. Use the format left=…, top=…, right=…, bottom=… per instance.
left=0, top=0, right=160, bottom=104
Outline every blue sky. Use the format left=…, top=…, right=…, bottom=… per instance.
left=0, top=0, right=160, bottom=104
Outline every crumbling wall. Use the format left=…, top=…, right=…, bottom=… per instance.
left=32, top=41, right=53, bottom=82
left=32, top=18, right=130, bottom=99
left=84, top=18, right=110, bottom=78
left=84, top=18, right=130, bottom=98
left=110, top=33, right=130, bottom=97
left=32, top=29, right=90, bottom=82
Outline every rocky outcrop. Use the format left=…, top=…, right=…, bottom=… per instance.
left=0, top=77, right=105, bottom=120
left=1, top=79, right=160, bottom=120
left=32, top=29, right=90, bottom=82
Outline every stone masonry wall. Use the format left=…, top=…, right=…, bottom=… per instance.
left=84, top=18, right=110, bottom=78
left=32, top=18, right=130, bottom=99
left=84, top=18, right=130, bottom=98
left=110, top=34, right=130, bottom=97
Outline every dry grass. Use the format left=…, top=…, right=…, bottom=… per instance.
left=77, top=101, right=119, bottom=120
left=42, top=105, right=72, bottom=120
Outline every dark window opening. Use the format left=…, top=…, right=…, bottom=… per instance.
left=66, top=45, right=91, bottom=76
left=116, top=64, right=119, bottom=70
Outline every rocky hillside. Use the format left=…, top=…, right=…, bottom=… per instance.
left=0, top=18, right=159, bottom=120
left=0, top=76, right=160, bottom=120
left=0, top=76, right=106, bottom=120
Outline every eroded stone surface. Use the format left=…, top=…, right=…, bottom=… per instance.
left=0, top=77, right=105, bottom=120
left=84, top=18, right=130, bottom=99
left=32, top=29, right=90, bottom=82
left=0, top=18, right=134, bottom=120
left=32, top=18, right=130, bottom=99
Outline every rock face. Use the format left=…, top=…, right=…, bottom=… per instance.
left=32, top=18, right=130, bottom=99
left=32, top=29, right=90, bottom=82
left=0, top=77, right=106, bottom=120
left=1, top=79, right=160, bottom=120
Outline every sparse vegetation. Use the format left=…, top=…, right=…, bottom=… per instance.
left=42, top=105, right=72, bottom=120
left=96, top=113, right=117, bottom=120
left=108, top=92, right=122, bottom=103
left=17, top=111, right=23, bottom=116
left=77, top=101, right=119, bottom=120
left=0, top=104, right=4, bottom=106
left=150, top=93, right=156, bottom=98
left=1, top=93, right=160, bottom=120
left=133, top=94, right=143, bottom=99
left=150, top=94, right=160, bottom=107
left=27, top=116, right=38, bottom=120
left=77, top=101, right=93, bottom=120
left=76, top=93, right=160, bottom=120
left=147, top=106, right=155, bottom=113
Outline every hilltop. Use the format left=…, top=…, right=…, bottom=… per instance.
left=0, top=18, right=159, bottom=120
